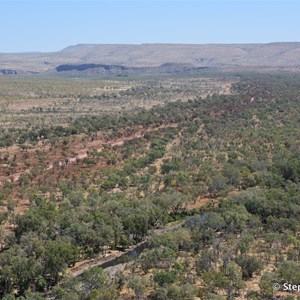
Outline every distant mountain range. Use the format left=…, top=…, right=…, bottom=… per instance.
left=1, top=43, right=300, bottom=75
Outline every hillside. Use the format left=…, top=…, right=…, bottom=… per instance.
left=1, top=43, right=300, bottom=74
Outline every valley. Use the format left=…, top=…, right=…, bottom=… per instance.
left=0, top=72, right=300, bottom=300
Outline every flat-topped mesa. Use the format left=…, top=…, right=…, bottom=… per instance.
left=1, top=43, right=300, bottom=74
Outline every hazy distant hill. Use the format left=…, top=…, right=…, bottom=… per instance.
left=1, top=43, right=300, bottom=74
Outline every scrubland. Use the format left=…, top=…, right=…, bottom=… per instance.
left=0, top=72, right=299, bottom=300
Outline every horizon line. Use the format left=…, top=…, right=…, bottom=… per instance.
left=1, top=41, right=300, bottom=54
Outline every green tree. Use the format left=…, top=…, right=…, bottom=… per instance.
left=153, top=270, right=177, bottom=287
left=236, top=255, right=263, bottom=279
left=42, top=239, right=78, bottom=284
left=128, top=275, right=148, bottom=300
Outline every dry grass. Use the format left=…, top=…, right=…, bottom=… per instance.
left=0, top=76, right=235, bottom=129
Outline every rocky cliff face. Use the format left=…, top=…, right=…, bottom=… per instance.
left=0, top=69, right=17, bottom=75
left=54, top=63, right=208, bottom=75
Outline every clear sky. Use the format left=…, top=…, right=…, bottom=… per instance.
left=1, top=0, right=299, bottom=53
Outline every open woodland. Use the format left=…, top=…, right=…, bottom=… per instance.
left=0, top=72, right=300, bottom=300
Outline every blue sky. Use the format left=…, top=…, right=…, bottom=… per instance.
left=1, top=0, right=299, bottom=52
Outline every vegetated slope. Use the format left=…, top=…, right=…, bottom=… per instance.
left=1, top=43, right=300, bottom=74
left=0, top=73, right=300, bottom=299
left=46, top=42, right=300, bottom=68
